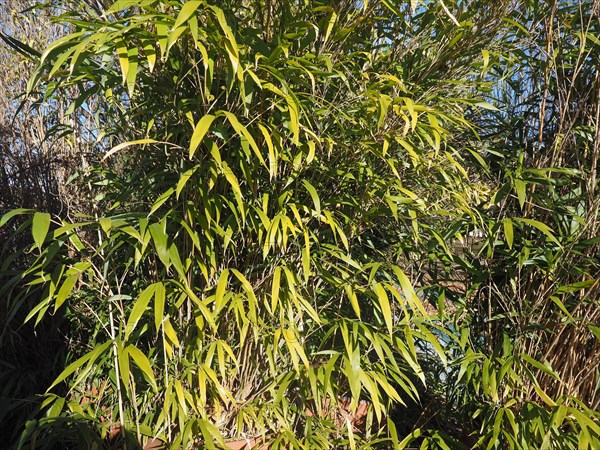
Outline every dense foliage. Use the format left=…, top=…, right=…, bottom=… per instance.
left=1, top=0, right=598, bottom=448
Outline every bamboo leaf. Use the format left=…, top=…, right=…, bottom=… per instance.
left=173, top=1, right=202, bottom=30
left=149, top=222, right=170, bottom=268
left=221, top=111, right=265, bottom=167
left=515, top=178, right=526, bottom=210
left=127, top=345, right=158, bottom=392
left=163, top=318, right=180, bottom=347
left=115, top=38, right=129, bottom=85
left=47, top=341, right=111, bottom=391
left=271, top=266, right=281, bottom=314
left=54, top=275, right=78, bottom=312
left=125, top=284, right=156, bottom=339
left=503, top=218, right=514, bottom=249
left=176, top=167, right=197, bottom=199
left=103, top=139, right=158, bottom=160
left=0, top=208, right=34, bottom=227
left=302, top=180, right=320, bottom=215
left=126, top=45, right=138, bottom=96
left=285, top=94, right=300, bottom=145
left=374, top=283, right=393, bottom=335
left=302, top=230, right=311, bottom=283
left=32, top=212, right=51, bottom=249
left=258, top=123, right=277, bottom=179
left=189, top=114, right=215, bottom=159
left=117, top=340, right=131, bottom=393
left=515, top=218, right=561, bottom=246
left=215, top=268, right=229, bottom=313
left=154, top=281, right=165, bottom=332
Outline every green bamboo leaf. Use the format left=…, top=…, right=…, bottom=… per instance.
left=198, top=419, right=225, bottom=449
left=209, top=5, right=239, bottom=65
left=534, top=385, right=557, bottom=407
left=221, top=111, right=266, bottom=167
left=285, top=94, right=300, bottom=145
left=392, top=266, right=429, bottom=317
left=382, top=0, right=403, bottom=15
left=515, top=178, right=526, bottom=210
left=515, top=218, right=561, bottom=246
left=302, top=180, right=320, bottom=215
left=174, top=379, right=188, bottom=415
left=149, top=187, right=175, bottom=216
left=166, top=25, right=188, bottom=53
left=549, top=295, right=575, bottom=322
left=115, top=38, right=129, bottom=85
left=378, top=94, right=392, bottom=128
left=215, top=268, right=229, bottom=313
left=416, top=323, right=447, bottom=366
left=0, top=208, right=34, bottom=226
left=47, top=44, right=78, bottom=79
left=271, top=266, right=281, bottom=314
left=149, top=222, right=170, bottom=268
left=474, top=101, right=498, bottom=111
left=173, top=1, right=202, bottom=30
left=99, top=217, right=112, bottom=235
left=54, top=275, right=78, bottom=312
left=302, top=230, right=311, bottom=283
left=360, top=371, right=382, bottom=422
left=347, top=351, right=362, bottom=407
left=221, top=162, right=242, bottom=199
left=231, top=269, right=258, bottom=323
left=45, top=396, right=65, bottom=418
left=388, top=418, right=400, bottom=448
left=154, top=281, right=165, bottom=332
left=164, top=317, right=180, bottom=348
left=570, top=409, right=600, bottom=436
left=105, top=0, right=142, bottom=14
left=156, top=21, right=169, bottom=60
left=482, top=49, right=490, bottom=72
left=503, top=218, right=514, bottom=249
left=345, top=284, right=360, bottom=319
left=127, top=344, right=158, bottom=392
left=32, top=212, right=51, bottom=249
left=142, top=39, right=156, bottom=72
left=125, top=284, right=156, bottom=339
left=47, top=341, right=111, bottom=391
left=24, top=297, right=51, bottom=324
left=492, top=408, right=504, bottom=444
left=126, top=45, right=138, bottom=96
left=189, top=114, right=215, bottom=159
left=176, top=167, right=197, bottom=199
left=323, top=10, right=337, bottom=45
left=117, top=340, right=131, bottom=393
left=520, top=353, right=560, bottom=380
left=168, top=243, right=186, bottom=279
left=375, top=283, right=393, bottom=335
left=588, top=324, right=600, bottom=341
left=103, top=138, right=158, bottom=160
left=258, top=123, right=277, bottom=179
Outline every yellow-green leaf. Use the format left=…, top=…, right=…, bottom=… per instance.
left=127, top=345, right=158, bottom=392
left=103, top=139, right=157, bottom=160
left=271, top=266, right=281, bottom=314
left=189, top=114, right=215, bottom=159
left=375, top=283, right=393, bottom=335
left=503, top=218, right=514, bottom=249
left=173, top=1, right=202, bottom=30
left=47, top=341, right=111, bottom=391
left=32, top=212, right=51, bottom=249
left=125, top=284, right=156, bottom=339
left=54, top=275, right=78, bottom=312
left=154, top=281, right=165, bottom=332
